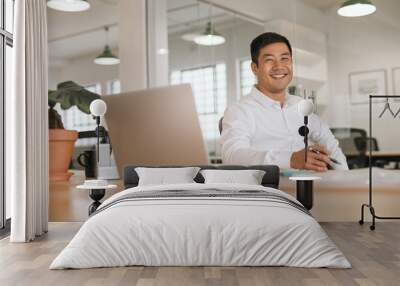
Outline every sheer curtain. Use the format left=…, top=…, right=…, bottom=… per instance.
left=7, top=0, right=48, bottom=242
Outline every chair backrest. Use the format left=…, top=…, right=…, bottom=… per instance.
left=330, top=128, right=367, bottom=154
left=218, top=117, right=223, bottom=135
left=367, top=137, right=379, bottom=151
left=356, top=137, right=380, bottom=152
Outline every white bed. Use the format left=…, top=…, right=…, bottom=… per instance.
left=50, top=183, right=350, bottom=269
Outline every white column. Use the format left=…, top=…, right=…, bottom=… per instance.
left=147, top=0, right=169, bottom=87
left=118, top=0, right=147, bottom=92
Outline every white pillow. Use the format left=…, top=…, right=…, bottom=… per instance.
left=200, top=169, right=266, bottom=185
left=135, top=167, right=200, bottom=186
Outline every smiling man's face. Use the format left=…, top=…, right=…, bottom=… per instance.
left=251, top=42, right=293, bottom=95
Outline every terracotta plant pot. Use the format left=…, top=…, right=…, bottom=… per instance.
left=49, top=129, right=78, bottom=182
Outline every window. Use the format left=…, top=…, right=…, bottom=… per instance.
left=5, top=0, right=13, bottom=33
left=1, top=0, right=14, bottom=229
left=239, top=59, right=256, bottom=97
left=170, top=64, right=227, bottom=147
left=107, top=79, right=121, bottom=95
left=54, top=83, right=101, bottom=146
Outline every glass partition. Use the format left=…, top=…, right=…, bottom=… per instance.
left=5, top=0, right=13, bottom=33
left=47, top=0, right=400, bottom=198
left=46, top=0, right=400, bottom=222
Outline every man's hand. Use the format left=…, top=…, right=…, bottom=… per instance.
left=290, top=144, right=331, bottom=172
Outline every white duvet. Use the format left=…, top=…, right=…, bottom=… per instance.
left=50, top=183, right=351, bottom=269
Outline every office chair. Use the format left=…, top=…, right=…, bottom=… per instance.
left=354, top=136, right=385, bottom=167
left=366, top=137, right=379, bottom=151
left=330, top=128, right=368, bottom=169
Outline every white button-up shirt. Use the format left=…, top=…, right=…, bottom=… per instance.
left=220, top=87, right=348, bottom=170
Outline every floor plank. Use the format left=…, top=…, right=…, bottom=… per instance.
left=1, top=222, right=399, bottom=286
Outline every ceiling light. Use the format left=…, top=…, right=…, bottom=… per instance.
left=94, top=27, right=120, bottom=65
left=47, top=0, right=90, bottom=12
left=194, top=22, right=225, bottom=46
left=181, top=33, right=202, bottom=42
left=337, top=0, right=376, bottom=17
left=94, top=45, right=120, bottom=65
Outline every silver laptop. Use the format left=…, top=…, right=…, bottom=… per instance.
left=102, top=84, right=209, bottom=176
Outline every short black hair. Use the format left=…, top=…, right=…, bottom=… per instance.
left=250, top=32, right=292, bottom=65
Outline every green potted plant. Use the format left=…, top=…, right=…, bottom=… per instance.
left=48, top=81, right=100, bottom=182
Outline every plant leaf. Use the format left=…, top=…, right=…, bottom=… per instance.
left=50, top=81, right=100, bottom=114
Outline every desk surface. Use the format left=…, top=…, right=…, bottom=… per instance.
left=49, top=170, right=122, bottom=222
left=50, top=170, right=400, bottom=222
left=346, top=151, right=400, bottom=157
left=281, top=168, right=400, bottom=191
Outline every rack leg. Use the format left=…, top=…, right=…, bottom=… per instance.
left=359, top=203, right=377, bottom=230
left=369, top=206, right=376, bottom=231
left=359, top=204, right=367, bottom=225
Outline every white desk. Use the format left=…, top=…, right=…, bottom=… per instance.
left=77, top=184, right=117, bottom=215
left=280, top=168, right=400, bottom=221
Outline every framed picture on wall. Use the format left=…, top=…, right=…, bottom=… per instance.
left=349, top=69, right=387, bottom=104
left=393, top=67, right=400, bottom=96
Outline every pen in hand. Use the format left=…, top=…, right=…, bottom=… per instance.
left=309, top=148, right=342, bottom=165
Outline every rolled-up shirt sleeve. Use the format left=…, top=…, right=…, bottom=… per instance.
left=220, top=104, right=292, bottom=168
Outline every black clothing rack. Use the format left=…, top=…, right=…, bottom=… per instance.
left=359, top=95, right=400, bottom=230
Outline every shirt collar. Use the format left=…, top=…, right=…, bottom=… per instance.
left=250, top=86, right=297, bottom=109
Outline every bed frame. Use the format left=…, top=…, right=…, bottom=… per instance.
left=123, top=165, right=280, bottom=189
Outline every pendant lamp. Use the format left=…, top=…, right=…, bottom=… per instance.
left=94, top=27, right=120, bottom=65
left=47, top=0, right=90, bottom=12
left=337, top=0, right=376, bottom=17
left=194, top=22, right=225, bottom=46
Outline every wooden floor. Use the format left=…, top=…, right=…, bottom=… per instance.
left=1, top=222, right=400, bottom=286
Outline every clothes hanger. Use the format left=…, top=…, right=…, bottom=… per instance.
left=393, top=105, right=400, bottom=118
left=378, top=98, right=395, bottom=118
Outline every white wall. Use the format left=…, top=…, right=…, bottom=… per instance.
left=326, top=0, right=400, bottom=151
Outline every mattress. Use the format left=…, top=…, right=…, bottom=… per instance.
left=50, top=183, right=350, bottom=269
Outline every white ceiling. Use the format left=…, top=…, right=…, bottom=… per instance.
left=48, top=0, right=233, bottom=65
left=301, top=0, right=342, bottom=11
left=48, top=0, right=118, bottom=42
left=48, top=0, right=119, bottom=65
left=167, top=0, right=230, bottom=33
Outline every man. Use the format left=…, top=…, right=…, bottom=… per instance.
left=221, top=32, right=348, bottom=171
